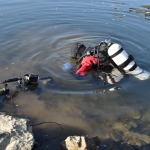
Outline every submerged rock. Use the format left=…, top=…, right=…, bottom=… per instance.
left=128, top=110, right=141, bottom=120
left=141, top=109, right=150, bottom=123
left=60, top=136, right=101, bottom=150
left=127, top=120, right=137, bottom=128
left=111, top=122, right=150, bottom=147
left=0, top=112, right=34, bottom=150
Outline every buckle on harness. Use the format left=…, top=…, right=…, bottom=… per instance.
left=86, top=51, right=90, bottom=56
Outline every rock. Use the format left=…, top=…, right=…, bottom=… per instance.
left=127, top=120, right=137, bottom=128
left=128, top=110, right=141, bottom=119
left=110, top=131, right=122, bottom=142
left=127, top=132, right=150, bottom=147
left=60, top=136, right=101, bottom=150
left=141, top=109, right=150, bottom=123
left=112, top=122, right=131, bottom=133
left=111, top=122, right=150, bottom=147
left=0, top=112, right=34, bottom=150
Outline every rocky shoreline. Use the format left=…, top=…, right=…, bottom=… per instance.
left=0, top=112, right=34, bottom=150
left=1, top=111, right=150, bottom=150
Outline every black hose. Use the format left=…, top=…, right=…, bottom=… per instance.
left=77, top=53, right=87, bottom=63
left=97, top=46, right=100, bottom=70
left=30, top=122, right=63, bottom=150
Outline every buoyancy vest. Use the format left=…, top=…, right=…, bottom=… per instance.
left=70, top=42, right=119, bottom=74
left=70, top=42, right=109, bottom=59
left=78, top=42, right=110, bottom=63
left=70, top=43, right=86, bottom=59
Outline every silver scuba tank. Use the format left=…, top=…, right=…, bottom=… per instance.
left=107, top=43, right=150, bottom=80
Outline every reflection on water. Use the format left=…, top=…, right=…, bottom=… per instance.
left=0, top=0, right=150, bottom=149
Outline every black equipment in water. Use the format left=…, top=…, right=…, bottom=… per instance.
left=70, top=41, right=111, bottom=72
left=1, top=77, right=22, bottom=84
left=0, top=84, right=9, bottom=97
left=71, top=40, right=126, bottom=75
left=0, top=73, right=55, bottom=100
left=70, top=42, right=86, bottom=59
left=0, top=73, right=38, bottom=85
left=24, top=73, right=38, bottom=85
left=0, top=73, right=39, bottom=98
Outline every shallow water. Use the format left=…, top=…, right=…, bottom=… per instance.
left=0, top=0, right=150, bottom=149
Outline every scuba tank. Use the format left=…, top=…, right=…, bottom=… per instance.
left=107, top=43, right=150, bottom=80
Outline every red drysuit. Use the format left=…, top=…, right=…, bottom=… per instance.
left=76, top=56, right=104, bottom=76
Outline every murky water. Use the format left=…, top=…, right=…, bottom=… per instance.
left=0, top=0, right=150, bottom=149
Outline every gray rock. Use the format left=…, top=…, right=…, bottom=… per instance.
left=60, top=136, right=101, bottom=150
left=0, top=112, right=34, bottom=150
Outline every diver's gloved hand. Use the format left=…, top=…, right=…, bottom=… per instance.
left=76, top=56, right=98, bottom=76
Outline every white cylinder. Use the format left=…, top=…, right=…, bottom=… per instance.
left=111, top=50, right=128, bottom=66
left=108, top=44, right=136, bottom=71
left=108, top=43, right=150, bottom=80
left=128, top=66, right=150, bottom=80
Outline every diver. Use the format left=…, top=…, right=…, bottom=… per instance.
left=70, top=39, right=150, bottom=84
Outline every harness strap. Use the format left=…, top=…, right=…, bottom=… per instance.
left=118, top=55, right=134, bottom=68
left=77, top=53, right=87, bottom=63
left=129, top=63, right=138, bottom=71
left=93, top=47, right=96, bottom=57
left=97, top=46, right=100, bottom=70
left=110, top=48, right=124, bottom=58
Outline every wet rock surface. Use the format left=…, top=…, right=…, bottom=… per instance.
left=141, top=109, right=150, bottom=123
left=60, top=136, right=101, bottom=150
left=0, top=112, right=34, bottom=150
left=60, top=108, right=150, bottom=150
left=127, top=110, right=141, bottom=120
left=110, top=122, right=150, bottom=147
left=60, top=136, right=138, bottom=150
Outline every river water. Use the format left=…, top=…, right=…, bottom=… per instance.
left=0, top=0, right=150, bottom=149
